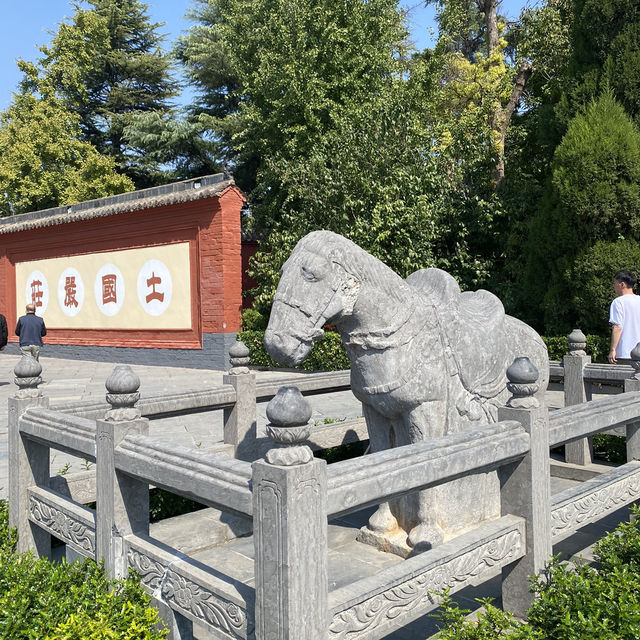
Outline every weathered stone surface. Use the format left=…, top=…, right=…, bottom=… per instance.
left=265, top=230, right=549, bottom=551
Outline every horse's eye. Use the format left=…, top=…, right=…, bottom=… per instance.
left=301, top=265, right=318, bottom=282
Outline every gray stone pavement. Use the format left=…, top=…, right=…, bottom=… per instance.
left=0, top=354, right=364, bottom=497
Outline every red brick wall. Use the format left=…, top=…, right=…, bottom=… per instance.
left=0, top=186, right=245, bottom=349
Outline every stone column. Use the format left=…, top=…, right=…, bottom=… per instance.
left=563, top=329, right=593, bottom=465
left=8, top=355, right=50, bottom=555
left=253, top=386, right=328, bottom=640
left=96, top=366, right=149, bottom=580
left=499, top=357, right=552, bottom=618
left=223, top=339, right=257, bottom=461
left=625, top=343, right=640, bottom=461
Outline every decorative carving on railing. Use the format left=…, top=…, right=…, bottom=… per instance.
left=551, top=466, right=640, bottom=539
left=162, top=570, right=247, bottom=639
left=28, top=495, right=95, bottom=553
left=128, top=548, right=249, bottom=639
left=505, top=357, right=539, bottom=409
left=328, top=528, right=523, bottom=639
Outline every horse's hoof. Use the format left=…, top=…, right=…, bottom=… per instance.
left=408, top=523, right=444, bottom=551
left=368, top=504, right=398, bottom=533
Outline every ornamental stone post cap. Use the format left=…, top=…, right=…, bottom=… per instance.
left=567, top=329, right=587, bottom=356
left=266, top=385, right=312, bottom=427
left=265, top=386, right=314, bottom=465
left=631, top=342, right=640, bottom=379
left=13, top=354, right=42, bottom=397
left=228, top=338, right=250, bottom=374
left=105, top=365, right=141, bottom=421
left=506, top=357, right=539, bottom=384
left=506, top=357, right=539, bottom=409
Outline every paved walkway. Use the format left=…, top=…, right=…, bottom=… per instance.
left=0, top=355, right=364, bottom=497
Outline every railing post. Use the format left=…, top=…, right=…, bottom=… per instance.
left=253, top=386, right=328, bottom=640
left=8, top=355, right=50, bottom=555
left=96, top=366, right=149, bottom=579
left=499, top=357, right=552, bottom=618
left=563, top=329, right=593, bottom=465
left=625, top=343, right=640, bottom=461
left=223, top=339, right=257, bottom=460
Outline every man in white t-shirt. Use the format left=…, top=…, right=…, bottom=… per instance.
left=608, top=270, right=640, bottom=363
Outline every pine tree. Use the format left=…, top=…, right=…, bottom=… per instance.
left=20, top=0, right=179, bottom=187
left=523, top=92, right=640, bottom=332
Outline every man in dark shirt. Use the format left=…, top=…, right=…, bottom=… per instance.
left=15, top=304, right=46, bottom=360
left=0, top=313, right=7, bottom=351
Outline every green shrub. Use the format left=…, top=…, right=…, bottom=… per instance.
left=149, top=487, right=205, bottom=523
left=568, top=239, right=640, bottom=335
left=241, top=308, right=268, bottom=331
left=434, top=506, right=640, bottom=639
left=239, top=329, right=349, bottom=371
left=523, top=91, right=640, bottom=334
left=541, top=334, right=609, bottom=362
left=0, top=500, right=166, bottom=639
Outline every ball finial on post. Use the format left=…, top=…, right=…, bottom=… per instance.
left=228, top=338, right=250, bottom=375
left=265, top=386, right=314, bottom=465
left=567, top=329, right=587, bottom=356
left=630, top=342, right=640, bottom=380
left=506, top=357, right=540, bottom=408
left=104, top=365, right=141, bottom=421
left=13, top=355, right=43, bottom=398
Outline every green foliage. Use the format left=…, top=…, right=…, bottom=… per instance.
left=20, top=0, right=179, bottom=187
left=148, top=488, right=205, bottom=523
left=239, top=330, right=349, bottom=371
left=0, top=91, right=133, bottom=216
left=592, top=434, right=626, bottom=464
left=567, top=239, right=640, bottom=334
left=315, top=441, right=368, bottom=464
left=241, top=308, right=268, bottom=331
left=435, top=592, right=538, bottom=639
left=541, top=334, right=609, bottom=362
left=0, top=500, right=165, bottom=639
left=434, top=506, right=640, bottom=639
left=524, top=92, right=640, bottom=333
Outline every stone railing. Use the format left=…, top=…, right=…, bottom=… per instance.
left=9, top=353, right=640, bottom=639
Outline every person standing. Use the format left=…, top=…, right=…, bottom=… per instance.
left=0, top=312, right=7, bottom=352
left=608, top=270, right=640, bottom=364
left=15, top=304, right=46, bottom=360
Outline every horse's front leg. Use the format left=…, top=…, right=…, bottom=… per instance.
left=397, top=400, right=447, bottom=551
left=362, top=403, right=399, bottom=534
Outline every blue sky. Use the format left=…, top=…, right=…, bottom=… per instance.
left=0, top=0, right=529, bottom=111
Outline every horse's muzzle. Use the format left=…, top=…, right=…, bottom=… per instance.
left=264, top=329, right=313, bottom=367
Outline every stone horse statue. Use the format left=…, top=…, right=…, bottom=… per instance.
left=265, top=231, right=548, bottom=554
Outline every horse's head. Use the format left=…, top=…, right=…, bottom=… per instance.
left=264, top=232, right=360, bottom=366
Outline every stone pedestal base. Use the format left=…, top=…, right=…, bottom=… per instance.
left=356, top=525, right=412, bottom=558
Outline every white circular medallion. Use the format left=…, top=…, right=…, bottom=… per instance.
left=57, top=268, right=84, bottom=317
left=24, top=270, right=49, bottom=314
left=137, top=259, right=172, bottom=316
left=94, top=264, right=125, bottom=317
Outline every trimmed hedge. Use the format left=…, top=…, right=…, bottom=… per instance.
left=239, top=330, right=350, bottom=371
left=0, top=500, right=166, bottom=639
left=542, top=333, right=609, bottom=363
left=435, top=505, right=640, bottom=639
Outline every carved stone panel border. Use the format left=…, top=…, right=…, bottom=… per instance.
left=551, top=464, right=640, bottom=541
left=127, top=543, right=251, bottom=640
left=329, top=522, right=524, bottom=640
left=28, top=490, right=95, bottom=558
